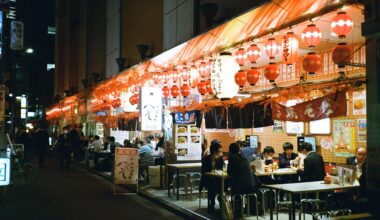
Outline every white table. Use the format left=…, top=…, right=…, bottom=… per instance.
left=166, top=163, right=202, bottom=200
left=266, top=181, right=360, bottom=220
left=255, top=168, right=297, bottom=176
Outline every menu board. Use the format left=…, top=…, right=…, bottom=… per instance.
left=310, top=118, right=331, bottom=134
left=114, top=147, right=139, bottom=185
left=175, top=124, right=201, bottom=161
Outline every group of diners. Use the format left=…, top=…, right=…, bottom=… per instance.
left=200, top=139, right=368, bottom=218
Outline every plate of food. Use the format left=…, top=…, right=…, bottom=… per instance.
left=191, top=136, right=200, bottom=143
left=178, top=126, right=187, bottom=134
left=190, top=126, right=199, bottom=134
left=177, top=136, right=187, bottom=144
left=178, top=148, right=188, bottom=156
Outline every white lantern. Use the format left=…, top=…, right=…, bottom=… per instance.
left=211, top=52, right=240, bottom=99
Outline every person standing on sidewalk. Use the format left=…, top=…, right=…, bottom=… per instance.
left=33, top=124, right=50, bottom=168
left=57, top=126, right=71, bottom=170
left=68, top=124, right=81, bottom=162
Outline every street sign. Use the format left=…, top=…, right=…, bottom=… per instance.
left=10, top=20, right=23, bottom=50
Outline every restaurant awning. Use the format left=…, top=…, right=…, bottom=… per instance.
left=92, top=0, right=359, bottom=98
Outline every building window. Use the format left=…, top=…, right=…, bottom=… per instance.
left=47, top=26, right=55, bottom=35
left=47, top=63, right=55, bottom=70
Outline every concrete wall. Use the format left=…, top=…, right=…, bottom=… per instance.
left=122, top=0, right=164, bottom=66
left=164, top=0, right=194, bottom=50
left=106, top=0, right=121, bottom=78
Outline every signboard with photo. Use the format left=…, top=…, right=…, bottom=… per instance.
left=357, top=118, right=366, bottom=142
left=352, top=90, right=366, bottom=115
left=333, top=119, right=356, bottom=157
left=245, top=135, right=258, bottom=148
left=140, top=87, right=162, bottom=131
left=114, top=147, right=139, bottom=185
left=175, top=124, right=201, bottom=161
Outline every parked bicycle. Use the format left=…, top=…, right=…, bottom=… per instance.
left=4, top=143, right=39, bottom=186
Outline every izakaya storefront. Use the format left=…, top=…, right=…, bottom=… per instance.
left=47, top=0, right=372, bottom=218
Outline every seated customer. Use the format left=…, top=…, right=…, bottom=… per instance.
left=138, top=136, right=155, bottom=181
left=228, top=143, right=260, bottom=219
left=298, top=142, right=325, bottom=182
left=279, top=142, right=298, bottom=168
left=201, top=139, right=225, bottom=213
left=260, top=146, right=275, bottom=165
left=238, top=140, right=257, bottom=161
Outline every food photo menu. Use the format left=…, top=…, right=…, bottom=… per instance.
left=175, top=124, right=201, bottom=161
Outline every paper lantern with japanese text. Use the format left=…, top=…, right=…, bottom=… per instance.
left=235, top=70, right=246, bottom=88
left=302, top=52, right=322, bottom=75
left=301, top=24, right=322, bottom=48
left=264, top=63, right=279, bottom=83
left=246, top=44, right=261, bottom=64
left=331, top=11, right=353, bottom=38
left=282, top=32, right=299, bottom=65
left=332, top=42, right=353, bottom=68
left=198, top=62, right=207, bottom=78
left=247, top=68, right=260, bottom=86
left=265, top=38, right=280, bottom=60
left=170, top=85, right=180, bottom=98
left=234, top=48, right=246, bottom=66
left=211, top=52, right=240, bottom=99
left=180, top=84, right=191, bottom=98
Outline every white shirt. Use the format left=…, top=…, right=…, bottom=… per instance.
left=91, top=139, right=104, bottom=152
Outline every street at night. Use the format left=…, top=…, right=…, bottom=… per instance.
left=0, top=159, right=184, bottom=220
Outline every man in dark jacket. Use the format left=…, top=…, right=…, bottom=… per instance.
left=279, top=142, right=298, bottom=168
left=57, top=126, right=71, bottom=169
left=228, top=143, right=260, bottom=218
left=33, top=124, right=49, bottom=168
left=299, top=142, right=325, bottom=182
left=201, top=139, right=224, bottom=213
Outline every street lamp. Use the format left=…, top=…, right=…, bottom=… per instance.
left=25, top=48, right=34, bottom=54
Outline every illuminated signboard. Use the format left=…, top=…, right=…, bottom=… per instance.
left=140, top=87, right=162, bottom=131
left=0, top=158, right=10, bottom=186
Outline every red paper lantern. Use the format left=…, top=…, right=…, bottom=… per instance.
left=197, top=81, right=207, bottom=95
left=331, top=11, right=353, bottom=38
left=265, top=38, right=280, bottom=59
left=190, top=65, right=200, bottom=88
left=302, top=52, right=322, bottom=75
left=247, top=68, right=260, bottom=86
left=133, top=94, right=139, bottom=104
left=282, top=32, right=299, bottom=65
left=180, top=84, right=191, bottom=98
left=264, top=63, right=279, bottom=83
left=112, top=99, right=121, bottom=108
left=246, top=44, right=261, bottom=64
left=301, top=24, right=321, bottom=48
left=198, top=62, right=207, bottom=78
left=235, top=70, right=246, bottom=88
left=162, top=86, right=170, bottom=98
left=206, top=79, right=213, bottom=94
left=129, top=94, right=139, bottom=105
left=234, top=48, right=246, bottom=66
left=170, top=85, right=180, bottom=98
left=129, top=96, right=135, bottom=105
left=332, top=42, right=353, bottom=68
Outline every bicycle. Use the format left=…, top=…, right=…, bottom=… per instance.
left=4, top=143, right=39, bottom=186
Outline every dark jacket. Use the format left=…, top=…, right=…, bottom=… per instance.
left=346, top=156, right=356, bottom=166
left=300, top=152, right=325, bottom=182
left=33, top=129, right=49, bottom=151
left=279, top=152, right=298, bottom=168
left=228, top=153, right=260, bottom=193
left=200, top=155, right=224, bottom=190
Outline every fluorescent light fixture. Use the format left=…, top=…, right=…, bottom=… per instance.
left=27, top=112, right=35, bottom=117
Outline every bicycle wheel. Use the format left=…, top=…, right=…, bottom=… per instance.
left=13, top=163, right=39, bottom=186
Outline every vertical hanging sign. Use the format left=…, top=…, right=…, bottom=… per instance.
left=140, top=87, right=162, bottom=131
left=10, top=20, right=23, bottom=50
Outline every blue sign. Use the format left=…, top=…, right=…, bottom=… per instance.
left=174, top=111, right=197, bottom=124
